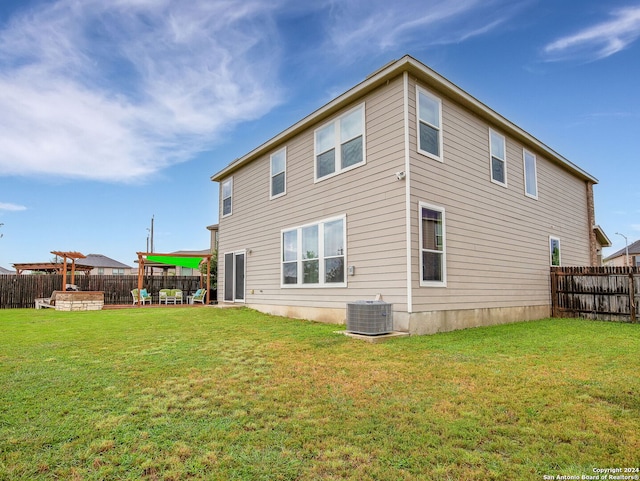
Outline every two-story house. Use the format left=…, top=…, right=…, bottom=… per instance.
left=83, top=254, right=133, bottom=275
left=211, top=55, right=607, bottom=334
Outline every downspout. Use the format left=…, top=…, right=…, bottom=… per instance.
left=586, top=181, right=597, bottom=266
left=206, top=255, right=211, bottom=305
left=403, top=71, right=413, bottom=314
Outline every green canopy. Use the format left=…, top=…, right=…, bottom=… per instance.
left=146, top=256, right=204, bottom=270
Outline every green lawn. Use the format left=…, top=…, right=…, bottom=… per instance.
left=1, top=308, right=638, bottom=480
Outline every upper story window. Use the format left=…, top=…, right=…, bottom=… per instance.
left=489, top=129, right=507, bottom=186
left=419, top=202, right=446, bottom=287
left=314, top=104, right=365, bottom=181
left=270, top=147, right=286, bottom=199
left=282, top=215, right=346, bottom=287
left=222, top=177, right=233, bottom=217
left=523, top=149, right=538, bottom=199
left=550, top=236, right=561, bottom=266
left=417, top=86, right=443, bottom=161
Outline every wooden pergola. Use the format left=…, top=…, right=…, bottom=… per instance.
left=135, top=252, right=213, bottom=306
left=13, top=251, right=90, bottom=290
left=52, top=251, right=87, bottom=290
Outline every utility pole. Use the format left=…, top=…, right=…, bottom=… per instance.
left=150, top=215, right=154, bottom=253
left=0, top=223, right=3, bottom=238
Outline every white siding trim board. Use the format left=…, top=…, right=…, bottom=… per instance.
left=403, top=72, right=413, bottom=313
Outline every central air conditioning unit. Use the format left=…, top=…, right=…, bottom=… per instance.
left=346, top=300, right=393, bottom=335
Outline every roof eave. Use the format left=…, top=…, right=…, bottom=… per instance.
left=211, top=55, right=598, bottom=184
left=593, top=225, right=612, bottom=247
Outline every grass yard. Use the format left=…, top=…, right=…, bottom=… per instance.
left=1, top=308, right=639, bottom=480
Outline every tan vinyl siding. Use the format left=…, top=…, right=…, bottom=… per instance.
left=408, top=77, right=590, bottom=312
left=214, top=56, right=601, bottom=331
left=218, top=75, right=408, bottom=311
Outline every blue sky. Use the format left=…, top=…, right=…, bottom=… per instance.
left=1, top=0, right=639, bottom=269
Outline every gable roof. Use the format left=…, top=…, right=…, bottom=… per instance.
left=211, top=54, right=597, bottom=185
left=605, top=239, right=640, bottom=260
left=82, top=254, right=131, bottom=269
left=0, top=266, right=15, bottom=274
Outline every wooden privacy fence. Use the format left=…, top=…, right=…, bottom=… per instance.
left=0, top=275, right=216, bottom=309
left=551, top=266, right=639, bottom=322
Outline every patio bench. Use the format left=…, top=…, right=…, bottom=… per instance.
left=159, top=289, right=183, bottom=304
left=35, top=291, right=58, bottom=309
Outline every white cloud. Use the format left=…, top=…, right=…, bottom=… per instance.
left=544, top=6, right=640, bottom=61
left=0, top=202, right=27, bottom=211
left=324, top=0, right=523, bottom=57
left=0, top=0, right=285, bottom=182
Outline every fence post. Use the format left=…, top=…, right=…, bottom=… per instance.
left=630, top=271, right=636, bottom=323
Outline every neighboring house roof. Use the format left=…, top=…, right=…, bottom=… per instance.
left=12, top=262, right=93, bottom=274
left=604, top=239, right=640, bottom=261
left=211, top=54, right=598, bottom=185
left=82, top=254, right=132, bottom=269
left=0, top=266, right=15, bottom=274
left=168, top=249, right=211, bottom=256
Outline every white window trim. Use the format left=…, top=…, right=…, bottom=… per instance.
left=489, top=129, right=507, bottom=187
left=221, top=177, right=233, bottom=218
left=523, top=148, right=538, bottom=199
left=281, top=214, right=347, bottom=288
left=416, top=86, right=443, bottom=162
left=419, top=201, right=447, bottom=287
left=313, top=103, right=366, bottom=183
left=223, top=250, right=246, bottom=304
left=270, top=147, right=287, bottom=200
left=550, top=236, right=561, bottom=267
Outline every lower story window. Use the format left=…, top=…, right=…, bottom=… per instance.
left=282, top=215, right=346, bottom=287
left=420, top=202, right=446, bottom=286
left=550, top=236, right=561, bottom=266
